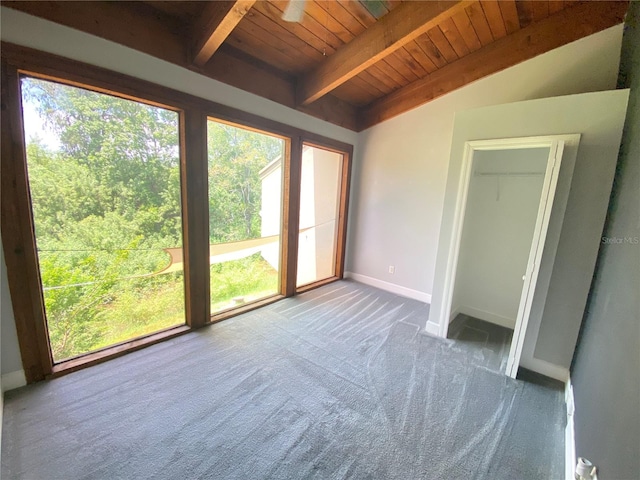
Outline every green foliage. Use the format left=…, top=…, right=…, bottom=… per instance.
left=22, top=78, right=281, bottom=361
left=210, top=254, right=279, bottom=313
left=207, top=121, right=283, bottom=242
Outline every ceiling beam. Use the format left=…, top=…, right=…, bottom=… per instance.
left=190, top=0, right=256, bottom=67
left=297, top=1, right=471, bottom=106
left=2, top=1, right=359, bottom=130
left=359, top=0, right=629, bottom=130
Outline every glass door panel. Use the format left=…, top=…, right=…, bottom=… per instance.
left=20, top=77, right=186, bottom=362
left=297, top=145, right=344, bottom=288
left=207, top=119, right=285, bottom=313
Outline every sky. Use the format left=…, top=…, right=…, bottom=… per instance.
left=21, top=98, right=61, bottom=151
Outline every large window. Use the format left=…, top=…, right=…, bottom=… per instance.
left=206, top=119, right=285, bottom=314
left=297, top=145, right=344, bottom=287
left=1, top=45, right=352, bottom=380
left=20, top=77, right=186, bottom=362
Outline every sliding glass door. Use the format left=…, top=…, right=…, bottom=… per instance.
left=297, top=144, right=344, bottom=288
left=20, top=77, right=185, bottom=362
left=207, top=119, right=285, bottom=314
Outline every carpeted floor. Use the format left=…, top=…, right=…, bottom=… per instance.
left=1, top=280, right=565, bottom=479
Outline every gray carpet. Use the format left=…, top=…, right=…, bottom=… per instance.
left=2, top=280, right=565, bottom=479
left=448, top=314, right=514, bottom=374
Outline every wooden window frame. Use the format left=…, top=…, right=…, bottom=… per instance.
left=1, top=42, right=353, bottom=382
left=295, top=141, right=352, bottom=294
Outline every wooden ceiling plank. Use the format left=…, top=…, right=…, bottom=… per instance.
left=414, top=33, right=449, bottom=69
left=427, top=26, right=460, bottom=63
left=356, top=70, right=393, bottom=96
left=515, top=0, right=535, bottom=29
left=365, top=63, right=404, bottom=91
left=480, top=0, right=507, bottom=40
left=439, top=17, right=471, bottom=57
left=466, top=2, right=494, bottom=46
left=2, top=2, right=359, bottom=130
left=533, top=1, right=550, bottom=22
left=340, top=0, right=378, bottom=28
left=303, top=1, right=355, bottom=44
left=191, top=0, right=256, bottom=67
left=2, top=1, right=188, bottom=65
left=267, top=0, right=345, bottom=51
left=402, top=43, right=437, bottom=75
left=348, top=75, right=388, bottom=101
left=451, top=9, right=483, bottom=52
left=298, top=1, right=470, bottom=105
left=383, top=51, right=421, bottom=83
left=360, top=0, right=629, bottom=130
left=498, top=0, right=520, bottom=34
left=396, top=46, right=430, bottom=78
left=313, top=1, right=367, bottom=38
left=224, top=26, right=306, bottom=74
left=548, top=1, right=565, bottom=15
left=144, top=1, right=205, bottom=25
left=375, top=59, right=413, bottom=88
left=236, top=14, right=323, bottom=66
left=332, top=81, right=378, bottom=107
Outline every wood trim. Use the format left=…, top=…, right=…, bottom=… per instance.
left=1, top=43, right=355, bottom=381
left=297, top=1, right=470, bottom=105
left=0, top=42, right=357, bottom=141
left=190, top=0, right=256, bottom=67
left=208, top=294, right=284, bottom=324
left=336, top=145, right=353, bottom=279
left=359, top=0, right=629, bottom=130
left=50, top=325, right=191, bottom=377
left=281, top=137, right=303, bottom=297
left=2, top=1, right=188, bottom=65
left=298, top=139, right=353, bottom=283
left=2, top=2, right=359, bottom=130
left=0, top=61, right=53, bottom=382
left=182, top=109, right=211, bottom=328
left=296, top=276, right=341, bottom=294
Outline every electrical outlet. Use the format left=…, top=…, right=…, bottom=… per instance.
left=388, top=266, right=395, bottom=274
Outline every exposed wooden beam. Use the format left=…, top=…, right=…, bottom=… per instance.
left=359, top=0, right=629, bottom=130
left=2, top=1, right=359, bottom=130
left=2, top=1, right=188, bottom=64
left=190, top=0, right=256, bottom=67
left=297, top=1, right=471, bottom=106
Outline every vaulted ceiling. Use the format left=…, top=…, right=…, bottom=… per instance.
left=3, top=1, right=629, bottom=131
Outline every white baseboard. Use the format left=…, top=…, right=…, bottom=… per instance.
left=565, top=377, right=576, bottom=480
left=457, top=306, right=516, bottom=330
left=1, top=370, right=26, bottom=392
left=425, top=321, right=441, bottom=336
left=520, top=356, right=569, bottom=383
left=344, top=272, right=431, bottom=304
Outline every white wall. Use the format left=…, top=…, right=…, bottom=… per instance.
left=346, top=25, right=623, bottom=299
left=1, top=248, right=23, bottom=384
left=0, top=8, right=626, bottom=382
left=260, top=157, right=282, bottom=270
left=453, top=149, right=548, bottom=329
left=0, top=7, right=359, bottom=383
left=429, top=91, right=629, bottom=380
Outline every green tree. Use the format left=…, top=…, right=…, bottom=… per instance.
left=22, top=77, right=282, bottom=360
left=207, top=121, right=283, bottom=242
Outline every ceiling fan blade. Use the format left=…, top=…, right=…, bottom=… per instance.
left=282, top=0, right=306, bottom=22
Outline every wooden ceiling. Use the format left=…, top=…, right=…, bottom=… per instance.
left=2, top=1, right=629, bottom=131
